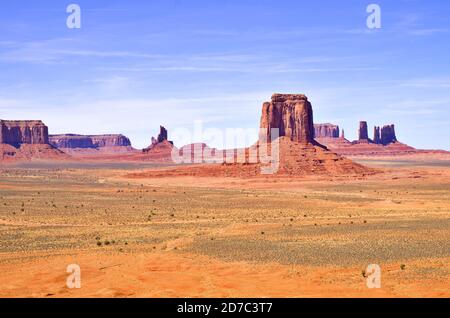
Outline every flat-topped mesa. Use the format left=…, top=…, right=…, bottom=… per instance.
left=260, top=93, right=315, bottom=144
left=143, top=126, right=173, bottom=153
left=90, top=135, right=131, bottom=147
left=380, top=124, right=397, bottom=145
left=358, top=121, right=369, bottom=141
left=49, top=134, right=131, bottom=149
left=314, top=123, right=340, bottom=138
left=0, top=120, right=49, bottom=147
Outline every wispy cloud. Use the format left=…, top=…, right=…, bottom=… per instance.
left=83, top=76, right=134, bottom=92
left=400, top=78, right=450, bottom=88
left=406, top=28, right=449, bottom=36
left=0, top=38, right=161, bottom=63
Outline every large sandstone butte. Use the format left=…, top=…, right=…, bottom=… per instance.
left=260, top=94, right=315, bottom=144
left=1, top=120, right=48, bottom=146
left=50, top=134, right=132, bottom=149
left=138, top=94, right=371, bottom=177
left=0, top=120, right=67, bottom=162
left=256, top=94, right=369, bottom=175
left=314, top=123, right=340, bottom=138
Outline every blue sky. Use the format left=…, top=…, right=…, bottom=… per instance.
left=0, top=0, right=449, bottom=149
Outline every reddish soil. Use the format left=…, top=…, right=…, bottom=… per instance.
left=0, top=144, right=69, bottom=162
left=127, top=137, right=372, bottom=178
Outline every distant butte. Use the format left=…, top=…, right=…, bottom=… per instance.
left=0, top=119, right=68, bottom=162
left=49, top=134, right=135, bottom=156
left=50, top=134, right=132, bottom=149
left=314, top=120, right=417, bottom=156
left=314, top=123, right=340, bottom=139
left=141, top=126, right=174, bottom=161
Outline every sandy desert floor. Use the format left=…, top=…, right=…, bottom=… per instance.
left=0, top=157, right=449, bottom=298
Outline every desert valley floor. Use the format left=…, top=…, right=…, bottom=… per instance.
left=0, top=155, right=449, bottom=297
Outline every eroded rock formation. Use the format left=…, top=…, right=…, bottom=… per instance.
left=373, top=126, right=381, bottom=144
left=259, top=94, right=314, bottom=144
left=155, top=126, right=168, bottom=144
left=319, top=121, right=414, bottom=155
left=49, top=134, right=131, bottom=149
left=358, top=121, right=369, bottom=141
left=380, top=124, right=397, bottom=145
left=0, top=120, right=49, bottom=147
left=314, top=123, right=340, bottom=138
left=143, top=126, right=173, bottom=153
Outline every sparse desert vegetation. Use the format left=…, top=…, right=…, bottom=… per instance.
left=0, top=158, right=449, bottom=297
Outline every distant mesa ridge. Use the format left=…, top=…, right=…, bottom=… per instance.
left=314, top=123, right=340, bottom=138
left=49, top=134, right=131, bottom=149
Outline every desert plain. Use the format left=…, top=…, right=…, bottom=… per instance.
left=0, top=154, right=449, bottom=298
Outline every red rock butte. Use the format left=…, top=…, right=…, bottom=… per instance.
left=0, top=119, right=67, bottom=162
left=0, top=120, right=49, bottom=146
left=260, top=94, right=315, bottom=144
left=140, top=93, right=372, bottom=177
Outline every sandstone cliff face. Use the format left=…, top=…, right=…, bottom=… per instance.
left=314, top=123, right=340, bottom=138
left=358, top=121, right=369, bottom=141
left=0, top=120, right=49, bottom=147
left=260, top=94, right=314, bottom=144
left=380, top=124, right=397, bottom=145
left=49, top=134, right=131, bottom=149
